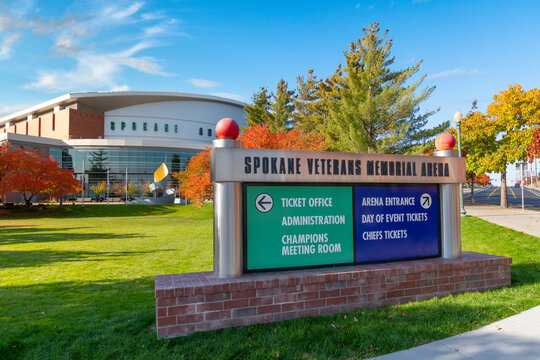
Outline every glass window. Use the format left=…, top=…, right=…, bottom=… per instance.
left=121, top=122, right=126, bottom=130
left=199, top=127, right=203, bottom=135
left=154, top=123, right=158, bottom=132
left=174, top=124, right=178, bottom=133
left=143, top=122, right=147, bottom=131
left=110, top=121, right=115, bottom=130
left=164, top=124, right=169, bottom=133
left=132, top=122, right=136, bottom=131
left=208, top=129, right=212, bottom=137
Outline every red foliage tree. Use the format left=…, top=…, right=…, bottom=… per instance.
left=0, top=144, right=81, bottom=206
left=174, top=124, right=329, bottom=207
left=474, top=174, right=492, bottom=186
left=528, top=128, right=540, bottom=160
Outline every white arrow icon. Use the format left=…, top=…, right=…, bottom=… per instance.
left=420, top=193, right=432, bottom=209
left=255, top=193, right=273, bottom=213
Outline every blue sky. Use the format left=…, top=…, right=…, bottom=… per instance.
left=1, top=0, right=539, bottom=135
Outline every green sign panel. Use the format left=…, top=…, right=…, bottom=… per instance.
left=244, top=185, right=354, bottom=271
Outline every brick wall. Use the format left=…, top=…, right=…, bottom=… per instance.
left=68, top=108, right=104, bottom=139
left=155, top=252, right=511, bottom=338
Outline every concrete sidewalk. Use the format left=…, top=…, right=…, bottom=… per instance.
left=373, top=305, right=540, bottom=360
left=372, top=205, right=540, bottom=359
left=464, top=204, right=540, bottom=238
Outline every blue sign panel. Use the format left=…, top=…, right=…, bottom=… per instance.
left=354, top=185, right=439, bottom=262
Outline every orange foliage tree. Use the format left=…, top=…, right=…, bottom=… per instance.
left=173, top=124, right=328, bottom=207
left=0, top=144, right=81, bottom=206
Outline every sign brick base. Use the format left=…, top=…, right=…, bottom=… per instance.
left=155, top=252, right=511, bottom=338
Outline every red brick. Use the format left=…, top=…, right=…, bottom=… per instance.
left=434, top=277, right=450, bottom=285
left=250, top=314, right=274, bottom=324
left=399, top=281, right=416, bottom=290
left=449, top=275, right=465, bottom=283
left=168, top=304, right=196, bottom=316
left=422, top=285, right=438, bottom=294
left=205, top=310, right=231, bottom=321
left=416, top=279, right=433, bottom=287
left=167, top=324, right=196, bottom=336
left=282, top=301, right=304, bottom=312
left=157, top=308, right=167, bottom=317
left=305, top=299, right=325, bottom=309
left=205, top=292, right=231, bottom=302
left=176, top=294, right=204, bottom=305
left=224, top=299, right=249, bottom=309
left=298, top=308, right=320, bottom=317
left=386, top=290, right=404, bottom=299
left=297, top=291, right=319, bottom=301
left=157, top=297, right=176, bottom=307
left=274, top=293, right=297, bottom=304
left=257, top=304, right=281, bottom=314
left=320, top=289, right=340, bottom=298
left=304, top=283, right=325, bottom=291
left=439, top=284, right=455, bottom=292
left=347, top=295, right=367, bottom=304
left=274, top=311, right=298, bottom=322
left=250, top=296, right=274, bottom=306
left=177, top=313, right=204, bottom=324
left=232, top=289, right=256, bottom=299
left=157, top=316, right=176, bottom=327
left=197, top=302, right=223, bottom=312
left=258, top=285, right=302, bottom=297
left=279, top=277, right=297, bottom=287
left=340, top=287, right=360, bottom=296
left=403, top=288, right=420, bottom=297
left=326, top=296, right=347, bottom=306
left=196, top=320, right=225, bottom=332
left=404, top=273, right=421, bottom=281
left=347, top=278, right=367, bottom=287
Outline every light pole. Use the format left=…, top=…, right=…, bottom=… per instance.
left=453, top=109, right=468, bottom=217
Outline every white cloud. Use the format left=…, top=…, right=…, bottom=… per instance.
left=52, top=36, right=80, bottom=55
left=188, top=78, right=219, bottom=88
left=0, top=33, right=21, bottom=60
left=0, top=102, right=34, bottom=116
left=27, top=41, right=175, bottom=92
left=102, top=1, right=145, bottom=22
left=428, top=68, right=482, bottom=80
left=210, top=92, right=246, bottom=103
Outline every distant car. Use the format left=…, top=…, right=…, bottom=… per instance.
left=515, top=183, right=520, bottom=188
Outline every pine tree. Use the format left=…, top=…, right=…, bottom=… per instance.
left=244, top=80, right=295, bottom=132
left=244, top=87, right=273, bottom=127
left=295, top=22, right=436, bottom=154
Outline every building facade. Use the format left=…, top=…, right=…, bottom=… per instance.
left=0, top=91, right=246, bottom=201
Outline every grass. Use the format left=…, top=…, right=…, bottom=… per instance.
left=0, top=205, right=538, bottom=359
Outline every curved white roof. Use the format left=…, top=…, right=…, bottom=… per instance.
left=0, top=91, right=245, bottom=126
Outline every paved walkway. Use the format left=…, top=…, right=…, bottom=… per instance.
left=464, top=204, right=540, bottom=238
left=373, top=205, right=540, bottom=360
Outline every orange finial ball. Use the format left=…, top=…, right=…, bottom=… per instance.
left=215, top=118, right=240, bottom=140
left=435, top=133, right=456, bottom=151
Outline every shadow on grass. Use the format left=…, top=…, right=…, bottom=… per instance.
left=0, top=274, right=538, bottom=360
left=0, top=204, right=198, bottom=219
left=0, top=226, right=148, bottom=245
left=0, top=248, right=174, bottom=268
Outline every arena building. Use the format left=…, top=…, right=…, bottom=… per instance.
left=0, top=91, right=246, bottom=200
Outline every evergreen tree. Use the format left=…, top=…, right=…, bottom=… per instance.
left=244, top=87, right=272, bottom=127
left=244, top=80, right=295, bottom=132
left=295, top=22, right=437, bottom=153
left=270, top=79, right=295, bottom=130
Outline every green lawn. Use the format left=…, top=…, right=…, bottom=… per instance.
left=0, top=205, right=538, bottom=359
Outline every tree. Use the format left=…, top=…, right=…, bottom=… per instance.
left=244, top=79, right=295, bottom=131
left=174, top=124, right=329, bottom=207
left=485, top=85, right=540, bottom=207
left=449, top=110, right=497, bottom=203
left=90, top=181, right=108, bottom=201
left=0, top=147, right=81, bottom=206
left=294, top=22, right=437, bottom=153
left=88, top=150, right=108, bottom=188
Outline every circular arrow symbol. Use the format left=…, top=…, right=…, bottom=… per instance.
left=255, top=193, right=273, bottom=213
left=420, top=193, right=432, bottom=209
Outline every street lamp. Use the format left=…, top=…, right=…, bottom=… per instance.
left=453, top=109, right=468, bottom=217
